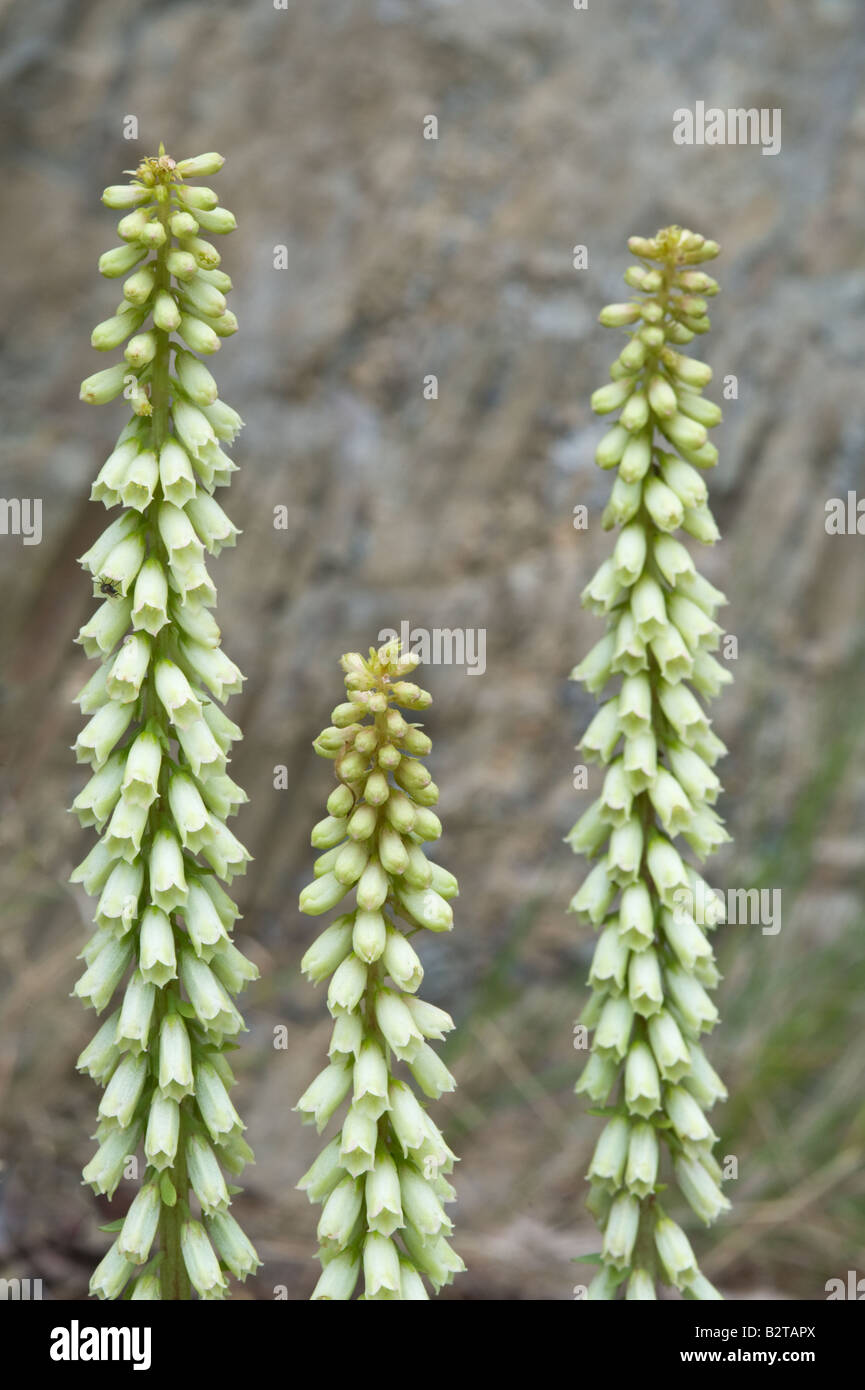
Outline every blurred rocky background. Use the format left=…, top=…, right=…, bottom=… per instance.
left=2, top=0, right=865, bottom=1300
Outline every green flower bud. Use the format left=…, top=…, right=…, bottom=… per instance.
left=89, top=1240, right=134, bottom=1300
left=115, top=970, right=156, bottom=1054
left=297, top=1134, right=345, bottom=1202
left=571, top=859, right=616, bottom=925
left=300, top=871, right=349, bottom=916
left=644, top=475, right=685, bottom=532
left=680, top=1041, right=727, bottom=1109
left=588, top=919, right=630, bottom=991
left=207, top=1210, right=261, bottom=1280
left=99, top=244, right=147, bottom=279
left=362, top=1231, right=401, bottom=1297
left=352, top=909, right=387, bottom=963
left=94, top=857, right=142, bottom=932
left=178, top=312, right=221, bottom=354
left=618, top=429, right=652, bottom=482
left=628, top=946, right=664, bottom=1017
left=123, top=264, right=157, bottom=305
left=98, top=1052, right=148, bottom=1128
left=594, top=995, right=634, bottom=1062
left=602, top=1191, right=640, bottom=1269
left=180, top=949, right=238, bottom=1031
left=329, top=1010, right=364, bottom=1060
left=165, top=248, right=197, bottom=280
left=174, top=347, right=219, bottom=405
left=620, top=389, right=649, bottom=432
left=403, top=997, right=451, bottom=1044
left=186, top=1133, right=230, bottom=1216
left=587, top=1115, right=629, bottom=1189
left=374, top=987, right=425, bottom=1061
left=176, top=152, right=225, bottom=178
left=599, top=302, right=641, bottom=327
left=591, top=378, right=634, bottom=415
left=311, top=1249, right=361, bottom=1301
left=675, top=1155, right=731, bottom=1225
left=625, top=1121, right=659, bottom=1198
left=654, top=1214, right=699, bottom=1289
left=626, top=1269, right=657, bottom=1300
left=301, top=916, right=354, bottom=983
left=92, top=308, right=147, bottom=351
left=624, top=1039, right=661, bottom=1118
left=70, top=838, right=119, bottom=895
left=139, top=906, right=178, bottom=995
left=383, top=927, right=425, bottom=993
left=76, top=1009, right=121, bottom=1084
left=102, top=184, right=151, bottom=209
left=647, top=1009, right=692, bottom=1083
left=327, top=953, right=368, bottom=1014
left=130, top=1274, right=162, bottom=1300
left=176, top=183, right=218, bottom=211
left=193, top=205, right=237, bottom=235
left=175, top=717, right=225, bottom=778
left=180, top=1218, right=227, bottom=1297
left=612, top=521, right=647, bottom=586
left=153, top=288, right=182, bottom=330
left=647, top=372, right=677, bottom=418
left=364, top=1150, right=403, bottom=1237
left=397, top=884, right=453, bottom=933
left=340, top=1103, right=379, bottom=1176
left=582, top=556, right=622, bottom=614
left=595, top=423, right=630, bottom=469
left=334, top=839, right=370, bottom=886
left=157, top=1013, right=194, bottom=1102
left=118, top=1182, right=161, bottom=1264
left=80, top=362, right=130, bottom=405
left=296, top=1061, right=353, bottom=1133
left=82, top=1117, right=143, bottom=1199
left=71, top=752, right=125, bottom=829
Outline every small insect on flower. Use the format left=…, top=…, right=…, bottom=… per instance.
left=97, top=577, right=122, bottom=599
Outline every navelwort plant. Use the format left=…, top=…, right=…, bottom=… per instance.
left=71, top=148, right=261, bottom=1299
left=296, top=641, right=464, bottom=1300
left=568, top=227, right=732, bottom=1300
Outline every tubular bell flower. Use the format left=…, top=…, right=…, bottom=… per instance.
left=569, top=227, right=731, bottom=1299
left=296, top=641, right=464, bottom=1299
left=72, top=147, right=260, bottom=1299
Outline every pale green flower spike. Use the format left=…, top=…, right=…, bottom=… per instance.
left=297, top=640, right=464, bottom=1300
left=570, top=226, right=731, bottom=1301
left=73, top=146, right=260, bottom=1300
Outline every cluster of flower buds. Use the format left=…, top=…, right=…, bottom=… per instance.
left=568, top=227, right=731, bottom=1300
left=72, top=148, right=260, bottom=1299
left=296, top=641, right=464, bottom=1300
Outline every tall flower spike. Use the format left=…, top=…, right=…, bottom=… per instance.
left=570, top=227, right=732, bottom=1301
left=296, top=641, right=464, bottom=1300
left=73, top=147, right=260, bottom=1300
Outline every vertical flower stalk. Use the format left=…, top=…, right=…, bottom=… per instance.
left=72, top=147, right=261, bottom=1299
left=569, top=227, right=732, bottom=1300
left=296, top=641, right=464, bottom=1300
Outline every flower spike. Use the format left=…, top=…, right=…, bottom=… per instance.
left=571, top=226, right=731, bottom=1300
left=73, top=148, right=260, bottom=1299
left=297, top=640, right=464, bottom=1300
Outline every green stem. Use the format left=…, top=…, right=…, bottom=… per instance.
left=150, top=193, right=173, bottom=454
left=148, top=193, right=194, bottom=1301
